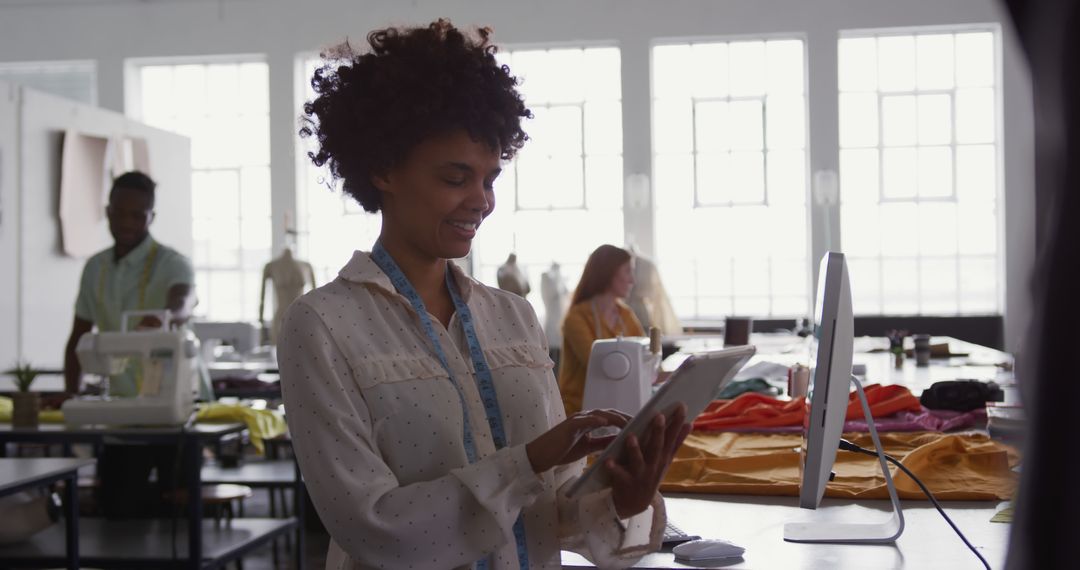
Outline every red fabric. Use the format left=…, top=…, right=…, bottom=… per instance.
left=693, top=384, right=922, bottom=431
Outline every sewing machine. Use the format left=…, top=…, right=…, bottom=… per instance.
left=190, top=321, right=272, bottom=380
left=581, top=329, right=663, bottom=415
left=62, top=310, right=201, bottom=426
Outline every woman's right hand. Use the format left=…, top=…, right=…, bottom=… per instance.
left=525, top=409, right=630, bottom=474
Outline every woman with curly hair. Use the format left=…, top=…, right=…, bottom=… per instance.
left=558, top=245, right=645, bottom=417
left=280, top=20, right=687, bottom=570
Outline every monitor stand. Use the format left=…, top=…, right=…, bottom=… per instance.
left=783, top=376, right=906, bottom=543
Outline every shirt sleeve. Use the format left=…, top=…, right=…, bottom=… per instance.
left=278, top=299, right=549, bottom=568
left=74, top=260, right=96, bottom=323
left=159, top=251, right=195, bottom=288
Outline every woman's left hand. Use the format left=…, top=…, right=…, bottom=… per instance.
left=604, top=403, right=691, bottom=519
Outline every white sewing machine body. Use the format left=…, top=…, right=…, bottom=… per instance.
left=62, top=311, right=200, bottom=426
left=581, top=336, right=661, bottom=415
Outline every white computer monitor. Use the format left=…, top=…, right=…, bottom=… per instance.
left=783, top=252, right=905, bottom=543
left=799, top=251, right=855, bottom=509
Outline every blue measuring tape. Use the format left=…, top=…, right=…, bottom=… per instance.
left=370, top=243, right=529, bottom=570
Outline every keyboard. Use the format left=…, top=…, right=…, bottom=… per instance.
left=662, top=520, right=700, bottom=546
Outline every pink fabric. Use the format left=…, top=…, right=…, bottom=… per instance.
left=713, top=407, right=987, bottom=434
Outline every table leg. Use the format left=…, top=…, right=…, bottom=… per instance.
left=186, top=436, right=202, bottom=570
left=64, top=472, right=79, bottom=570
left=294, top=461, right=305, bottom=570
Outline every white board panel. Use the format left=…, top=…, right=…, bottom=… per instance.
left=16, top=86, right=191, bottom=367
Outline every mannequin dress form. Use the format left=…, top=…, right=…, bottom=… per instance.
left=496, top=252, right=530, bottom=298
left=259, top=248, right=317, bottom=344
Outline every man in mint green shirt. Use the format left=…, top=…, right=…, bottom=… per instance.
left=62, top=171, right=196, bottom=398
left=61, top=171, right=197, bottom=518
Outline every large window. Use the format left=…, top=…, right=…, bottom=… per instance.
left=467, top=46, right=625, bottom=310
left=838, top=30, right=1000, bottom=315
left=0, top=60, right=97, bottom=105
left=652, top=39, right=809, bottom=320
left=129, top=59, right=271, bottom=321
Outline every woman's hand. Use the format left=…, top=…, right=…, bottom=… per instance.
left=605, top=403, right=691, bottom=519
left=526, top=409, right=631, bottom=474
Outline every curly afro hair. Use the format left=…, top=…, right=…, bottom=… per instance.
left=300, top=19, right=531, bottom=213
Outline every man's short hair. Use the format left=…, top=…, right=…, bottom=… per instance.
left=109, top=171, right=156, bottom=207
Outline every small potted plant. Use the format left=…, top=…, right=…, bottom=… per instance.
left=886, top=330, right=908, bottom=369
left=5, top=361, right=42, bottom=428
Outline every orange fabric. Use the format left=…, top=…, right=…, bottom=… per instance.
left=557, top=299, right=645, bottom=416
left=692, top=383, right=923, bottom=431
left=661, top=431, right=1019, bottom=501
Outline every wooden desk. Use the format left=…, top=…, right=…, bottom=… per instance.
left=0, top=457, right=92, bottom=570
left=562, top=494, right=1008, bottom=569
left=0, top=422, right=303, bottom=570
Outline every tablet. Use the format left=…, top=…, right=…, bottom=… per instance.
left=564, top=344, right=756, bottom=499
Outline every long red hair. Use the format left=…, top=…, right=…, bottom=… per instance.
left=571, top=245, right=632, bottom=305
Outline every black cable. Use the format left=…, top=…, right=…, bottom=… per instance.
left=838, top=439, right=991, bottom=570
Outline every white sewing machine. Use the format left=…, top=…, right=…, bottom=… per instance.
left=581, top=329, right=663, bottom=415
left=62, top=310, right=201, bottom=426
left=191, top=321, right=272, bottom=380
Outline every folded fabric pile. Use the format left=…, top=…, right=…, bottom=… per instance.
left=662, top=431, right=1019, bottom=500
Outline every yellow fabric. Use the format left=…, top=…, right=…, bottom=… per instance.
left=557, top=299, right=645, bottom=416
left=0, top=397, right=286, bottom=454
left=661, top=431, right=1019, bottom=501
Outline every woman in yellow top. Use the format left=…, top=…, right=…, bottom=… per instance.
left=558, top=245, right=646, bottom=416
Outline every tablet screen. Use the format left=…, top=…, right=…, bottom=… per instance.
left=564, top=344, right=756, bottom=498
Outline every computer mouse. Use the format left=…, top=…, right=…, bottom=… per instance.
left=672, top=538, right=746, bottom=561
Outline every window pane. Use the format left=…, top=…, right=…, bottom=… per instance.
left=766, top=39, right=804, bottom=94
left=653, top=45, right=694, bottom=99
left=839, top=37, right=878, bottom=92
left=839, top=93, right=878, bottom=148
left=238, top=62, right=269, bottom=114
left=917, top=94, right=952, bottom=145
left=654, top=154, right=694, bottom=209
left=879, top=203, right=919, bottom=255
left=728, top=100, right=764, bottom=150
left=956, top=144, right=997, bottom=203
left=765, top=95, right=805, bottom=149
left=956, top=88, right=995, bottom=143
left=881, top=258, right=919, bottom=314
left=545, top=49, right=585, bottom=103
left=882, top=148, right=917, bottom=199
left=955, top=32, right=994, bottom=88
left=917, top=146, right=953, bottom=198
left=848, top=257, right=882, bottom=314
left=584, top=101, right=621, bottom=156
left=958, top=257, right=997, bottom=313
left=240, top=166, right=272, bottom=219
left=958, top=203, right=997, bottom=255
left=882, top=95, right=917, bottom=146
left=840, top=149, right=879, bottom=204
left=766, top=150, right=806, bottom=205
left=729, top=151, right=765, bottom=203
left=694, top=100, right=730, bottom=152
left=583, top=47, right=621, bottom=101
left=918, top=202, right=958, bottom=256
left=877, top=35, right=916, bottom=92
left=729, top=41, right=766, bottom=96
left=919, top=258, right=957, bottom=314
left=584, top=155, right=623, bottom=210
left=654, top=98, right=693, bottom=154
left=916, top=34, right=954, bottom=90
left=841, top=204, right=881, bottom=257
left=691, top=43, right=728, bottom=98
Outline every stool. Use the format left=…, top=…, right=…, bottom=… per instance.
left=201, top=484, right=254, bottom=523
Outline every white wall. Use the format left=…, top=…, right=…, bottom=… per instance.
left=0, top=83, right=191, bottom=369
left=0, top=0, right=1035, bottom=352
left=0, top=82, right=19, bottom=372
